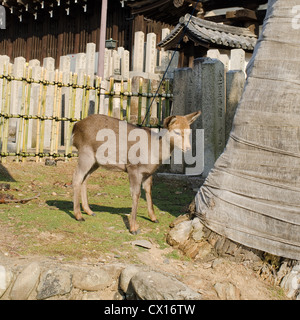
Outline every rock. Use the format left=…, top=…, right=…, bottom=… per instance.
left=214, top=282, right=241, bottom=300
left=194, top=241, right=214, bottom=260
left=119, top=265, right=144, bottom=294
left=72, top=268, right=112, bottom=291
left=0, top=266, right=13, bottom=298
left=130, top=270, right=202, bottom=300
left=81, top=291, right=103, bottom=300
left=132, top=240, right=152, bottom=249
left=169, top=214, right=190, bottom=228
left=280, top=263, right=300, bottom=299
left=191, top=218, right=205, bottom=241
left=167, top=220, right=193, bottom=246
left=37, top=268, right=72, bottom=300
left=45, top=159, right=57, bottom=166
left=10, top=262, right=40, bottom=300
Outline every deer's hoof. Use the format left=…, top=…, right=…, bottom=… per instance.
left=91, top=213, right=96, bottom=217
left=76, top=217, right=85, bottom=222
left=130, top=229, right=141, bottom=235
left=153, top=219, right=159, bottom=223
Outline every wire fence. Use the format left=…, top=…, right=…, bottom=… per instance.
left=0, top=64, right=172, bottom=163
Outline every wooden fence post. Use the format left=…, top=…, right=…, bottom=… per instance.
left=1, top=64, right=12, bottom=163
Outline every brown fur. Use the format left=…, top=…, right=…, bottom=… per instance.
left=72, top=111, right=200, bottom=234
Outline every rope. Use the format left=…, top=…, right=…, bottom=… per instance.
left=141, top=0, right=201, bottom=126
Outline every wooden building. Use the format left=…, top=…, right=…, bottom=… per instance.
left=0, top=0, right=172, bottom=67
left=0, top=0, right=268, bottom=68
left=125, top=0, right=268, bottom=68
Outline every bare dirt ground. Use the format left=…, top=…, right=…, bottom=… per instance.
left=0, top=221, right=286, bottom=300
left=0, top=160, right=287, bottom=300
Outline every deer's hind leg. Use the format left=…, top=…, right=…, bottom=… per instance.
left=142, top=175, right=158, bottom=223
left=73, top=148, right=96, bottom=221
left=81, top=163, right=99, bottom=217
left=127, top=170, right=143, bottom=235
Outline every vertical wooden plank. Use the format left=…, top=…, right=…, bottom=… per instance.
left=126, top=78, right=131, bottom=122
left=165, top=80, right=170, bottom=118
left=1, top=64, right=12, bottom=163
left=94, top=76, right=101, bottom=114
left=38, top=70, right=48, bottom=161
left=50, top=70, right=59, bottom=159
left=16, top=65, right=27, bottom=163
left=81, top=74, right=88, bottom=119
left=108, top=77, right=114, bottom=117
left=35, top=68, right=45, bottom=162
left=65, top=73, right=77, bottom=161
left=21, top=67, right=33, bottom=162
left=157, top=84, right=163, bottom=127
left=120, top=79, right=124, bottom=120
left=146, top=79, right=151, bottom=126
left=55, top=72, right=63, bottom=153
left=84, top=76, right=91, bottom=118
left=138, top=77, right=143, bottom=125
left=0, top=65, right=7, bottom=135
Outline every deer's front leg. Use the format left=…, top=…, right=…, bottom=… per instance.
left=73, top=167, right=85, bottom=221
left=142, top=175, right=158, bottom=223
left=128, top=170, right=142, bottom=235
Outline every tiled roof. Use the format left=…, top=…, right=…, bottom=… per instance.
left=158, top=14, right=257, bottom=51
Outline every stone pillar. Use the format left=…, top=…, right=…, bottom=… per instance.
left=145, top=33, right=157, bottom=74
left=172, top=68, right=194, bottom=116
left=193, top=58, right=226, bottom=177
left=207, top=49, right=220, bottom=60
left=159, top=28, right=170, bottom=69
left=59, top=55, right=71, bottom=146
left=133, top=31, right=145, bottom=72
left=9, top=57, right=25, bottom=150
left=104, top=48, right=111, bottom=79
left=86, top=43, right=96, bottom=116
left=43, top=57, right=55, bottom=148
left=171, top=67, right=201, bottom=174
left=226, top=70, right=245, bottom=142
left=0, top=55, right=10, bottom=112
left=28, top=59, right=41, bottom=148
left=86, top=43, right=96, bottom=82
left=121, top=49, right=130, bottom=80
left=220, top=54, right=230, bottom=72
left=112, top=50, right=121, bottom=76
left=74, top=53, right=86, bottom=119
left=230, top=49, right=246, bottom=73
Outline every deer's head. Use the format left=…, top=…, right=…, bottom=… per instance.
left=163, top=111, right=201, bottom=152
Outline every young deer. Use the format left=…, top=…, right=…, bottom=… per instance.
left=72, top=111, right=201, bottom=234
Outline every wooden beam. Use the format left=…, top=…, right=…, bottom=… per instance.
left=97, top=0, right=108, bottom=77
left=226, top=9, right=257, bottom=21
left=131, top=0, right=170, bottom=15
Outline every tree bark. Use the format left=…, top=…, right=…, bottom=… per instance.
left=195, top=0, right=300, bottom=260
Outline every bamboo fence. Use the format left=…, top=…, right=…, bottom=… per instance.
left=0, top=66, right=173, bottom=163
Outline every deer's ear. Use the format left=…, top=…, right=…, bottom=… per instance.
left=163, top=115, right=177, bottom=129
left=185, top=111, right=201, bottom=125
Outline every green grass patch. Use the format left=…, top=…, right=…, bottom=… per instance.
left=0, top=160, right=196, bottom=263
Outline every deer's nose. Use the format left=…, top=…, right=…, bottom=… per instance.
left=183, top=141, right=191, bottom=152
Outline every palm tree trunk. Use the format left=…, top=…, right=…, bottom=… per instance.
left=195, top=0, right=300, bottom=260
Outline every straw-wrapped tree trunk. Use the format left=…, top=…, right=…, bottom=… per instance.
left=195, top=0, right=300, bottom=260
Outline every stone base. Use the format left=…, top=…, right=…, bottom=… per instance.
left=0, top=255, right=201, bottom=300
left=166, top=214, right=300, bottom=299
